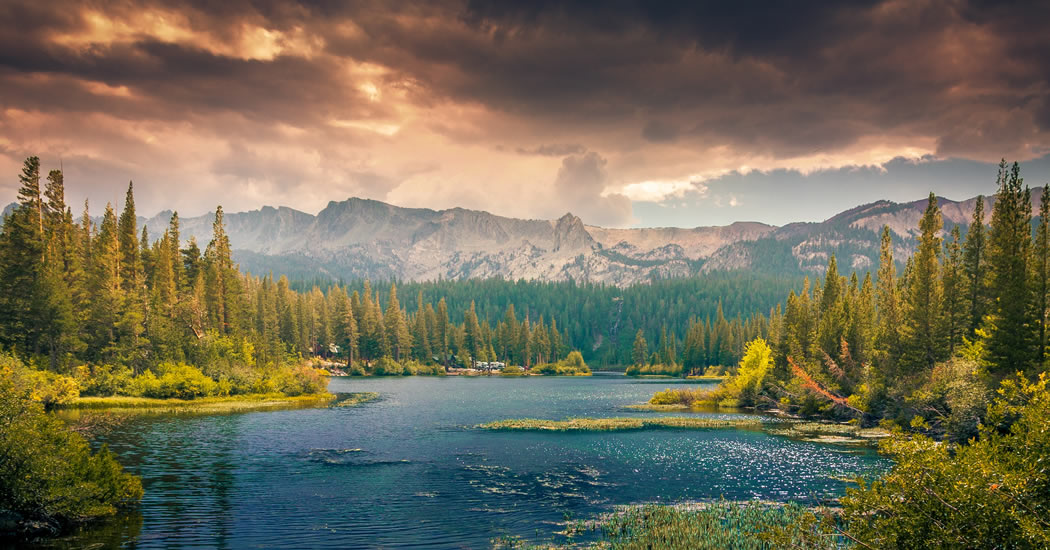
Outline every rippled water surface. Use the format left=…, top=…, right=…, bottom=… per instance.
left=35, top=374, right=889, bottom=549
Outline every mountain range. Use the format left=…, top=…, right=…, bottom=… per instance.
left=3, top=192, right=1031, bottom=285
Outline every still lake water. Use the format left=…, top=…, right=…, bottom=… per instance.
left=37, top=374, right=888, bottom=549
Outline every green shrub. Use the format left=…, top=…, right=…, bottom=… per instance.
left=626, top=363, right=683, bottom=377
left=0, top=369, right=142, bottom=535
left=531, top=351, right=592, bottom=376
left=75, top=364, right=134, bottom=397
left=372, top=357, right=403, bottom=376
left=841, top=373, right=1050, bottom=547
left=1, top=353, right=80, bottom=407
left=272, top=364, right=328, bottom=396
left=133, top=362, right=219, bottom=399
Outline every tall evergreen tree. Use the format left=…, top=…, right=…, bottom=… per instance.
left=817, top=255, right=847, bottom=358
left=901, top=193, right=947, bottom=371
left=962, top=196, right=987, bottom=335
left=985, top=161, right=1036, bottom=375
left=1033, top=185, right=1050, bottom=365
left=941, top=226, right=967, bottom=355
left=874, top=226, right=902, bottom=369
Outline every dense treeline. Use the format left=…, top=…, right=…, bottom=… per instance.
left=769, top=161, right=1049, bottom=432
left=0, top=157, right=328, bottom=399
left=302, top=273, right=796, bottom=367
left=0, top=157, right=790, bottom=384
left=636, top=160, right=1050, bottom=547
left=664, top=160, right=1050, bottom=440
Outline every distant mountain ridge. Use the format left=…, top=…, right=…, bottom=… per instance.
left=4, top=192, right=1038, bottom=285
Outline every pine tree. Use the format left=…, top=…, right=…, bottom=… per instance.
left=901, top=193, right=947, bottom=371
left=116, top=183, right=147, bottom=369
left=384, top=284, right=412, bottom=362
left=1033, top=185, right=1050, bottom=365
left=436, top=298, right=450, bottom=367
left=985, top=161, right=1036, bottom=375
left=463, top=300, right=483, bottom=366
left=817, top=255, right=847, bottom=358
left=848, top=272, right=876, bottom=365
left=87, top=204, right=124, bottom=360
left=941, top=226, right=967, bottom=355
left=962, top=196, right=987, bottom=335
left=17, top=156, right=43, bottom=235
left=874, top=226, right=902, bottom=369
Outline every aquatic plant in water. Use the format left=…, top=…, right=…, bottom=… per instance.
left=478, top=416, right=762, bottom=432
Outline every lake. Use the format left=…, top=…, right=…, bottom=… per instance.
left=30, top=374, right=888, bottom=549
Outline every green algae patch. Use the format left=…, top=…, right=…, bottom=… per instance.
left=333, top=392, right=381, bottom=407
left=478, top=416, right=762, bottom=432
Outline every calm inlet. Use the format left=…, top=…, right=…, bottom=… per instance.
left=37, top=375, right=888, bottom=549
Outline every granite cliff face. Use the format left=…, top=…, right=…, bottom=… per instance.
left=5, top=191, right=1024, bottom=285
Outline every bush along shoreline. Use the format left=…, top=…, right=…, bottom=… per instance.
left=0, top=371, right=143, bottom=539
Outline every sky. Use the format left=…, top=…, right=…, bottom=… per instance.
left=1, top=0, right=1049, bottom=228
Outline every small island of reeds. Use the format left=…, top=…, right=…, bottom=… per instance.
left=478, top=416, right=762, bottom=432
left=333, top=392, right=381, bottom=407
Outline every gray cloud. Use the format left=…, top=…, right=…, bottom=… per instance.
left=552, top=151, right=633, bottom=227
left=516, top=143, right=587, bottom=156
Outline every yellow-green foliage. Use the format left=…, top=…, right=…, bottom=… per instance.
left=0, top=371, right=143, bottom=534
left=72, top=361, right=330, bottom=400
left=75, top=364, right=135, bottom=396
left=531, top=350, right=592, bottom=376
left=723, top=338, right=773, bottom=406
left=626, top=363, right=684, bottom=377
left=647, top=338, right=772, bottom=409
left=132, top=362, right=219, bottom=399
left=649, top=386, right=719, bottom=407
left=500, top=365, right=525, bottom=376
left=840, top=374, right=1050, bottom=547
left=1, top=353, right=79, bottom=407
left=479, top=416, right=761, bottom=432
left=63, top=393, right=334, bottom=413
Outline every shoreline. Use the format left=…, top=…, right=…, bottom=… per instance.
left=57, top=393, right=337, bottom=414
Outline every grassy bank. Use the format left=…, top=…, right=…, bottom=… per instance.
left=60, top=392, right=336, bottom=414
left=479, top=416, right=762, bottom=432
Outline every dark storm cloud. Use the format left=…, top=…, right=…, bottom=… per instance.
left=3, top=0, right=1048, bottom=157
left=1, top=0, right=1049, bottom=225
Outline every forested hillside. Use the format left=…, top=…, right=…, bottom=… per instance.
left=652, top=161, right=1050, bottom=438
left=0, top=157, right=789, bottom=390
